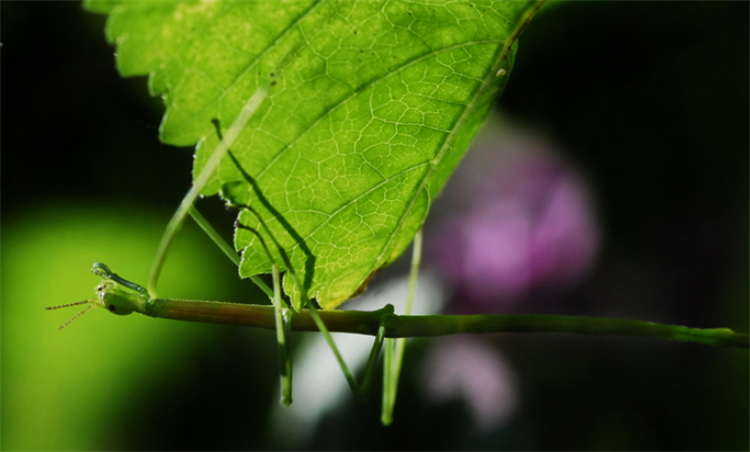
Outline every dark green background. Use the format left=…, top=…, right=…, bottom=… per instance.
left=3, top=1, right=747, bottom=450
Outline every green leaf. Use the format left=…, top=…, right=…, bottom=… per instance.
left=84, top=0, right=544, bottom=310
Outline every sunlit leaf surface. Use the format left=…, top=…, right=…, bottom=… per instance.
left=85, top=0, right=543, bottom=309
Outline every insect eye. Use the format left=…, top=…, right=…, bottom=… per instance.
left=108, top=305, right=116, bottom=312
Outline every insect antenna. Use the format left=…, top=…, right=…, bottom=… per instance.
left=44, top=300, right=91, bottom=310
left=57, top=304, right=97, bottom=330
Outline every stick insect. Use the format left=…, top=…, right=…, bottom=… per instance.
left=46, top=213, right=416, bottom=423
left=46, top=84, right=418, bottom=424
left=46, top=85, right=749, bottom=426
left=43, top=223, right=750, bottom=424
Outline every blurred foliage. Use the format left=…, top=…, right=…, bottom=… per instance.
left=2, top=207, right=278, bottom=450
left=2, top=1, right=747, bottom=450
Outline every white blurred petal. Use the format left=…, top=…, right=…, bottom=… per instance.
left=420, top=336, right=518, bottom=432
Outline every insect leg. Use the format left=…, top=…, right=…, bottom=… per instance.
left=188, top=206, right=273, bottom=299
left=381, top=229, right=422, bottom=425
left=237, top=222, right=295, bottom=406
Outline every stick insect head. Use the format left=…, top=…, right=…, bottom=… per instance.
left=45, top=263, right=149, bottom=329
left=90, top=262, right=149, bottom=316
left=95, top=280, right=142, bottom=316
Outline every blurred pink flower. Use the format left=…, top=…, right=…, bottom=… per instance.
left=421, top=336, right=518, bottom=432
left=433, top=135, right=599, bottom=309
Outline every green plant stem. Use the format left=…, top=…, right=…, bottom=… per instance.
left=145, top=299, right=749, bottom=348
left=147, top=87, right=268, bottom=299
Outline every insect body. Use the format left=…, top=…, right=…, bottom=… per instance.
left=47, top=259, right=393, bottom=414
left=47, top=258, right=749, bottom=428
